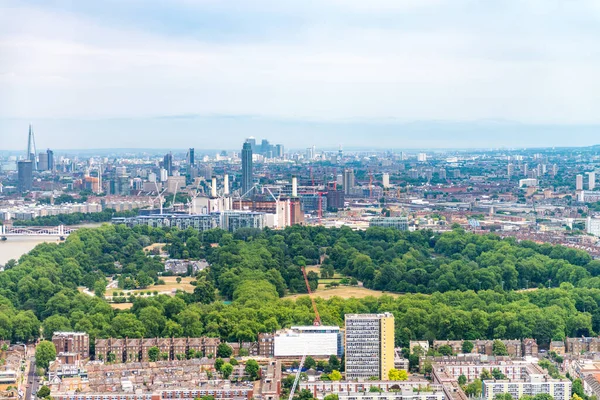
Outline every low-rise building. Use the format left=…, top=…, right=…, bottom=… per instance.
left=274, top=326, right=342, bottom=358
left=53, top=332, right=90, bottom=360
left=482, top=377, right=571, bottom=400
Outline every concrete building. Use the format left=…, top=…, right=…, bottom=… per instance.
left=241, top=140, right=253, bottom=196
left=17, top=160, right=33, bottom=193
left=300, top=380, right=441, bottom=400
left=519, top=178, right=538, bottom=188
left=587, top=217, right=600, bottom=237
left=345, top=313, right=395, bottom=380
left=382, top=173, right=390, bottom=188
left=163, top=153, right=173, bottom=176
left=344, top=169, right=355, bottom=195
left=482, top=377, right=571, bottom=400
left=418, top=153, right=427, bottom=162
left=273, top=326, right=342, bottom=358
left=113, top=212, right=265, bottom=233
left=409, top=341, right=430, bottom=354
left=589, top=172, right=596, bottom=190
left=52, top=332, right=90, bottom=360
left=577, top=174, right=584, bottom=191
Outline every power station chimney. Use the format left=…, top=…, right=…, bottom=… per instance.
left=211, top=176, right=217, bottom=198
left=224, top=174, right=229, bottom=196
left=292, top=175, right=298, bottom=197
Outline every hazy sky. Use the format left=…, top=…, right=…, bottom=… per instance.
left=1, top=0, right=600, bottom=150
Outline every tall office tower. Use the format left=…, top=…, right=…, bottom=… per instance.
left=338, top=145, right=343, bottom=160
left=27, top=124, right=38, bottom=170
left=241, top=140, right=254, bottom=196
left=507, top=163, right=514, bottom=178
left=47, top=149, right=54, bottom=171
left=38, top=152, right=49, bottom=171
left=523, top=163, right=529, bottom=176
left=247, top=136, right=257, bottom=153
left=306, top=147, right=314, bottom=160
left=345, top=313, right=395, bottom=380
left=382, top=173, right=390, bottom=188
left=576, top=174, right=584, bottom=191
left=552, top=164, right=558, bottom=176
left=343, top=169, right=355, bottom=195
left=417, top=153, right=427, bottom=162
left=160, top=168, right=168, bottom=182
left=17, top=160, right=33, bottom=193
left=187, top=148, right=195, bottom=166
left=163, top=152, right=173, bottom=176
left=589, top=172, right=596, bottom=190
left=275, top=144, right=284, bottom=158
left=537, top=164, right=543, bottom=177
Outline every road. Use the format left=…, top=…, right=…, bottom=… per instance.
left=24, top=357, right=39, bottom=400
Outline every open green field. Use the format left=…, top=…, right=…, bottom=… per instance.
left=286, top=285, right=401, bottom=300
left=288, top=265, right=401, bottom=300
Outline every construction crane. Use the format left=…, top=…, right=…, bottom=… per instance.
left=301, top=266, right=321, bottom=326
left=287, top=349, right=307, bottom=400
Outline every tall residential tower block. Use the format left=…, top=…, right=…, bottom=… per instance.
left=345, top=312, right=395, bottom=380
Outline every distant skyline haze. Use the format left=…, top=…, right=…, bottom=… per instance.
left=1, top=0, right=599, bottom=149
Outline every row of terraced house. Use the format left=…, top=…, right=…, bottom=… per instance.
left=413, top=339, right=540, bottom=357
left=94, top=337, right=221, bottom=363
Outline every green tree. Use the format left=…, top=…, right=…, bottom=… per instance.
left=492, top=340, right=508, bottom=356
left=214, top=358, right=224, bottom=372
left=324, top=395, right=339, bottom=400
left=464, top=379, right=482, bottom=397
left=13, top=311, right=41, bottom=342
left=221, top=362, right=233, bottom=379
left=480, top=368, right=493, bottom=380
left=438, top=344, right=453, bottom=356
left=572, top=379, right=585, bottom=398
left=462, top=340, right=474, bottom=353
left=35, top=341, right=57, bottom=370
left=458, top=374, right=467, bottom=385
left=42, top=315, right=71, bottom=340
left=148, top=346, right=160, bottom=362
left=494, top=394, right=513, bottom=400
left=37, top=386, right=51, bottom=399
left=304, top=356, right=316, bottom=370
left=329, top=370, right=342, bottom=381
left=245, top=359, right=260, bottom=380
left=492, top=368, right=506, bottom=380
left=217, top=343, right=233, bottom=358
left=388, top=368, right=408, bottom=381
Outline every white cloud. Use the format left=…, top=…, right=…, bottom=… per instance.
left=0, top=0, right=599, bottom=125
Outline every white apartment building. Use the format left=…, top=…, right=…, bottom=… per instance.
left=482, top=377, right=571, bottom=400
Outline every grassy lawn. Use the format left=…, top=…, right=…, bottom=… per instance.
left=286, top=286, right=401, bottom=300
left=109, top=276, right=196, bottom=297
left=110, top=303, right=133, bottom=310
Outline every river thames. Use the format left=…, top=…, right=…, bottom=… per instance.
left=0, top=235, right=63, bottom=265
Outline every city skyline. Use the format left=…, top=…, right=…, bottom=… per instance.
left=2, top=0, right=600, bottom=149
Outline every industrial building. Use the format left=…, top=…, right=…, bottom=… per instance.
left=369, top=217, right=409, bottom=231
left=112, top=211, right=265, bottom=233
left=273, top=326, right=343, bottom=358
left=345, top=313, right=395, bottom=381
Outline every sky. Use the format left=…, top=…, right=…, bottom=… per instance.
left=1, top=0, right=600, bottom=150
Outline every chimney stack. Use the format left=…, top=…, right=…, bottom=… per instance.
left=224, top=174, right=229, bottom=196
left=211, top=176, right=217, bottom=198
left=292, top=175, right=298, bottom=197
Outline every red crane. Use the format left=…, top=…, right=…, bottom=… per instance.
left=301, top=266, right=321, bottom=326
